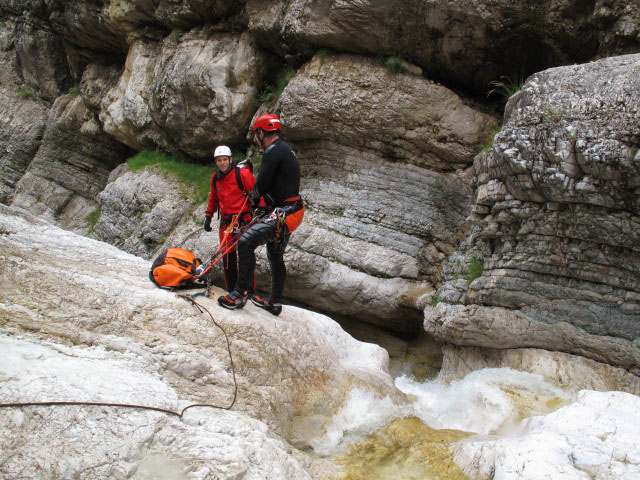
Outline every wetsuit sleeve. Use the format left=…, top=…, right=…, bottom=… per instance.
left=240, top=167, right=256, bottom=193
left=206, top=174, right=219, bottom=217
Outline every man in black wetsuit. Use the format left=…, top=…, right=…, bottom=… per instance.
left=218, top=114, right=304, bottom=316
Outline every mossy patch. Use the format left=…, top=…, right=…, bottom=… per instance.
left=127, top=150, right=215, bottom=203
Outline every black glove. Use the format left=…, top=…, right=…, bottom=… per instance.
left=248, top=186, right=261, bottom=208
left=203, top=216, right=212, bottom=232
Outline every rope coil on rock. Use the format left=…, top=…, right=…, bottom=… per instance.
left=0, top=294, right=237, bottom=419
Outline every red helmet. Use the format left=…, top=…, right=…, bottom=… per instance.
left=252, top=114, right=282, bottom=132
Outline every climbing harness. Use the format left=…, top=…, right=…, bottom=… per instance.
left=0, top=296, right=237, bottom=419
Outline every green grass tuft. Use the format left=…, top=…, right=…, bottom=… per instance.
left=169, top=28, right=185, bottom=44
left=488, top=75, right=525, bottom=99
left=18, top=87, right=39, bottom=101
left=384, top=56, right=410, bottom=74
left=85, top=207, right=101, bottom=231
left=259, top=68, right=296, bottom=103
left=127, top=150, right=215, bottom=203
left=431, top=293, right=441, bottom=307
left=479, top=126, right=502, bottom=153
left=466, top=255, right=484, bottom=285
left=68, top=86, right=81, bottom=97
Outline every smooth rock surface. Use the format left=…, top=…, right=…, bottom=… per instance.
left=0, top=203, right=406, bottom=455
left=0, top=334, right=323, bottom=480
left=439, top=345, right=640, bottom=396
left=452, top=390, right=640, bottom=480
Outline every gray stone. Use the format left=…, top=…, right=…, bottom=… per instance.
left=100, top=29, right=265, bottom=159
left=457, top=54, right=640, bottom=367
left=0, top=30, right=48, bottom=205
left=94, top=166, right=197, bottom=258
left=10, top=94, right=131, bottom=233
left=246, top=0, right=639, bottom=95
left=424, top=303, right=640, bottom=374
left=280, top=54, right=499, bottom=171
left=439, top=345, right=640, bottom=396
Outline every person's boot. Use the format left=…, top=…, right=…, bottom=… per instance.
left=218, top=290, right=248, bottom=309
left=250, top=294, right=282, bottom=316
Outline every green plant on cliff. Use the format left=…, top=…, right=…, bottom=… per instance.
left=542, top=105, right=564, bottom=123
left=488, top=75, right=525, bottom=99
left=466, top=255, right=484, bottom=285
left=85, top=207, right=101, bottom=232
left=127, top=150, right=214, bottom=203
left=169, top=28, right=185, bottom=44
left=68, top=86, right=81, bottom=97
left=259, top=68, right=296, bottom=103
left=479, top=126, right=502, bottom=153
left=18, top=87, right=39, bottom=101
left=384, top=56, right=410, bottom=74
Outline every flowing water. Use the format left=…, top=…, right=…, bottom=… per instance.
left=312, top=367, right=575, bottom=479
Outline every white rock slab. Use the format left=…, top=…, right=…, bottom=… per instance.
left=452, top=390, right=640, bottom=480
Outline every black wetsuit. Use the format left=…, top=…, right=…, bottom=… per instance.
left=235, top=139, right=301, bottom=303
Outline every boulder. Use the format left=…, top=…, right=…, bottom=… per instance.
left=0, top=203, right=406, bottom=453
left=93, top=165, right=199, bottom=258
left=428, top=54, right=640, bottom=371
left=281, top=54, right=498, bottom=171
left=100, top=28, right=265, bottom=159
left=452, top=390, right=640, bottom=480
left=104, top=0, right=245, bottom=31
left=425, top=303, right=640, bottom=375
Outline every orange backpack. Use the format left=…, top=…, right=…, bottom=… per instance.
left=149, top=248, right=204, bottom=288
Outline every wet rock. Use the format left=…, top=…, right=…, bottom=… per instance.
left=0, top=203, right=406, bottom=458
left=452, top=391, right=640, bottom=480
left=439, top=345, right=640, bottom=396
left=425, top=303, right=640, bottom=374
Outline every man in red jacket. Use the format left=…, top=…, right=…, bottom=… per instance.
left=204, top=145, right=256, bottom=292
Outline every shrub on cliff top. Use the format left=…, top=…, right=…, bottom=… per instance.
left=127, top=150, right=215, bottom=203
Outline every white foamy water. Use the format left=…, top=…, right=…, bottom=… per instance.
left=309, top=387, right=412, bottom=456
left=311, top=367, right=575, bottom=455
left=396, top=368, right=574, bottom=435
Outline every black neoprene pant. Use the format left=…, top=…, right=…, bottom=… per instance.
left=235, top=218, right=289, bottom=303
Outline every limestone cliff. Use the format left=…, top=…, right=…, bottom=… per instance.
left=0, top=1, right=638, bottom=366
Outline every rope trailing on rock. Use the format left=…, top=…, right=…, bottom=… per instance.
left=0, top=294, right=237, bottom=419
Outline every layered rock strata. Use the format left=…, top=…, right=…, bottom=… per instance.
left=426, top=53, right=640, bottom=372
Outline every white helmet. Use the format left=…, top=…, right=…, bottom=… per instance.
left=213, top=145, right=232, bottom=158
